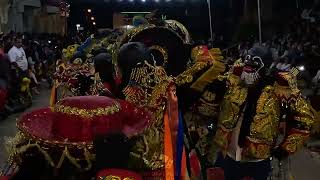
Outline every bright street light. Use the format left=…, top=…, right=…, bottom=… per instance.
left=298, top=65, right=305, bottom=71
left=87, top=9, right=92, bottom=13
left=93, top=22, right=96, bottom=25
left=91, top=17, right=95, bottom=20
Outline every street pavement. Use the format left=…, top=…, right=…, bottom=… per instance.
left=0, top=88, right=320, bottom=179
left=0, top=87, right=51, bottom=168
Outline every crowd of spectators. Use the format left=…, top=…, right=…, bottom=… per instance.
left=221, top=7, right=320, bottom=103
left=0, top=32, right=65, bottom=120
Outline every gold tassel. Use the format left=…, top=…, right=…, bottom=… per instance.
left=84, top=148, right=93, bottom=171
left=57, top=147, right=67, bottom=168
left=17, top=143, right=55, bottom=167
left=64, top=147, right=82, bottom=169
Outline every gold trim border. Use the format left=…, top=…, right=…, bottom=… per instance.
left=52, top=102, right=121, bottom=118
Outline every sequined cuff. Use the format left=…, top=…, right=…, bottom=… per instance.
left=281, top=128, right=310, bottom=154
left=242, top=137, right=272, bottom=159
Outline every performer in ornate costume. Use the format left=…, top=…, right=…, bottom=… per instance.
left=93, top=50, right=118, bottom=97
left=213, top=46, right=317, bottom=180
left=116, top=17, right=190, bottom=76
left=51, top=30, right=124, bottom=104
left=1, top=96, right=152, bottom=179
left=176, top=45, right=226, bottom=179
left=116, top=42, right=180, bottom=179
left=115, top=18, right=192, bottom=178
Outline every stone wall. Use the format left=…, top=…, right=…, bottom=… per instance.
left=33, top=13, right=66, bottom=34
left=0, top=0, right=10, bottom=32
left=4, top=0, right=61, bottom=33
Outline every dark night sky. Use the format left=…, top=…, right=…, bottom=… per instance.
left=68, top=0, right=228, bottom=39
left=67, top=0, right=317, bottom=40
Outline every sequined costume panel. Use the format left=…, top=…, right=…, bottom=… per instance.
left=215, top=74, right=317, bottom=160
left=280, top=96, right=317, bottom=154
left=242, top=86, right=281, bottom=159
left=124, top=63, right=173, bottom=172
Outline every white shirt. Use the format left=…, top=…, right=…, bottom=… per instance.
left=8, top=46, right=28, bottom=71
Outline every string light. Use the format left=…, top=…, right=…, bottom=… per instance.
left=91, top=17, right=95, bottom=20
left=93, top=22, right=96, bottom=25
left=87, top=9, right=92, bottom=13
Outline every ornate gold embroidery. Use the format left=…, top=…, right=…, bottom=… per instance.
left=123, top=62, right=172, bottom=110
left=131, top=126, right=165, bottom=170
left=149, top=45, right=168, bottom=67
left=175, top=62, right=209, bottom=86
left=274, top=83, right=296, bottom=101
left=176, top=46, right=225, bottom=89
left=278, top=71, right=300, bottom=95
left=242, top=137, right=272, bottom=159
left=190, top=46, right=208, bottom=62
left=124, top=62, right=172, bottom=170
left=123, top=178, right=134, bottom=180
left=196, top=91, right=219, bottom=117
left=281, top=130, right=310, bottom=153
left=214, top=126, right=232, bottom=151
left=197, top=91, right=220, bottom=118
left=203, top=90, right=216, bottom=102
left=190, top=60, right=226, bottom=92
left=197, top=102, right=219, bottom=117
left=53, top=102, right=121, bottom=118
left=165, top=20, right=191, bottom=44
left=218, top=82, right=247, bottom=129
left=7, top=130, right=95, bottom=171
left=117, top=24, right=184, bottom=49
left=250, top=86, right=280, bottom=142
left=104, top=175, right=121, bottom=180
left=291, top=96, right=316, bottom=130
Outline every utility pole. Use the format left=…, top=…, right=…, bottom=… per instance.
left=207, top=0, right=214, bottom=41
left=257, top=0, right=262, bottom=45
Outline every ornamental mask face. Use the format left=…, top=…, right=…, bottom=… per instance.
left=241, top=53, right=265, bottom=85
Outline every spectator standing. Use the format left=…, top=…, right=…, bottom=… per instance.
left=7, top=37, right=30, bottom=110
left=8, top=37, right=28, bottom=73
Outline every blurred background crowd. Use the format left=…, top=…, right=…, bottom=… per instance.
left=220, top=6, right=320, bottom=105
left=0, top=32, right=66, bottom=120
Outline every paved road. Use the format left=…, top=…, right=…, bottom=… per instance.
left=0, top=88, right=320, bottom=179
left=0, top=87, right=51, bottom=168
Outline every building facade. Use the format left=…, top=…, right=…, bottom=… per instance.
left=1, top=0, right=62, bottom=34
